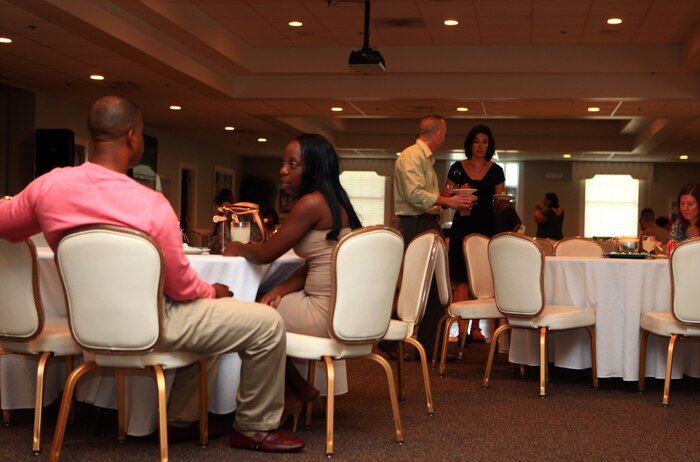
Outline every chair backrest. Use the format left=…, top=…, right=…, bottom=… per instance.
left=463, top=233, right=494, bottom=299
left=328, top=226, right=403, bottom=344
left=488, top=233, right=545, bottom=318
left=670, top=237, right=700, bottom=325
left=434, top=237, right=452, bottom=307
left=0, top=239, right=43, bottom=341
left=56, top=225, right=164, bottom=353
left=533, top=237, right=555, bottom=256
left=554, top=237, right=604, bottom=257
left=396, top=231, right=440, bottom=325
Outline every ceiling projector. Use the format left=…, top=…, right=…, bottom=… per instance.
left=349, top=47, right=386, bottom=73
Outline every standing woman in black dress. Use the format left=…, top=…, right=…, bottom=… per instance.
left=445, top=125, right=505, bottom=341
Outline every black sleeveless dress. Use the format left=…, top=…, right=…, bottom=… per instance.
left=447, top=161, right=505, bottom=282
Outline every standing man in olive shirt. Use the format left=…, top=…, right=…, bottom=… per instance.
left=393, top=115, right=472, bottom=357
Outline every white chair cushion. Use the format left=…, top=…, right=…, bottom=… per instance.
left=508, top=305, right=595, bottom=330
left=382, top=320, right=414, bottom=341
left=84, top=350, right=201, bottom=369
left=286, top=332, right=373, bottom=360
left=448, top=298, right=502, bottom=319
left=640, top=311, right=700, bottom=337
left=0, top=318, right=79, bottom=356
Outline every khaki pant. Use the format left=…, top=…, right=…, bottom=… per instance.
left=160, top=297, right=285, bottom=432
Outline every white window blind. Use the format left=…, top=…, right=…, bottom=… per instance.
left=584, top=174, right=639, bottom=237
left=339, top=171, right=386, bottom=226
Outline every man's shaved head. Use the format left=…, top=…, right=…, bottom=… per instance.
left=88, top=96, right=142, bottom=142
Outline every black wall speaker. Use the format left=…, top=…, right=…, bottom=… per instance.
left=35, top=129, right=75, bottom=177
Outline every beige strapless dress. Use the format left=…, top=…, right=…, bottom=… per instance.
left=277, top=228, right=350, bottom=338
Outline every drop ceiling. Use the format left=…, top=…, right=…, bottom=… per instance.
left=1, top=0, right=700, bottom=162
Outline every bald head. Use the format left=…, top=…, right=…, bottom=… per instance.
left=419, top=114, right=447, bottom=151
left=88, top=96, right=142, bottom=142
left=87, top=96, right=144, bottom=172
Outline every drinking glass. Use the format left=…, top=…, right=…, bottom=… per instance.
left=231, top=222, right=251, bottom=244
left=641, top=235, right=656, bottom=254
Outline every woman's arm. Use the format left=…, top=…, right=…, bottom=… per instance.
left=224, top=193, right=325, bottom=263
left=534, top=204, right=548, bottom=223
left=258, top=264, right=308, bottom=308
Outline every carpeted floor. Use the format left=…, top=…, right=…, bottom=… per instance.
left=3, top=341, right=700, bottom=461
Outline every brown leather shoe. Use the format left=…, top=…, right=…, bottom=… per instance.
left=229, top=428, right=305, bottom=453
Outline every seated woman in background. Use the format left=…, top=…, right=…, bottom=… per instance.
left=224, top=133, right=362, bottom=406
left=670, top=183, right=700, bottom=242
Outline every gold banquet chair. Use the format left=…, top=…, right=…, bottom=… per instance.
left=483, top=233, right=598, bottom=397
left=433, top=234, right=504, bottom=376
left=285, top=226, right=404, bottom=457
left=381, top=230, right=440, bottom=415
left=553, top=236, right=604, bottom=257
left=50, top=225, right=209, bottom=462
left=639, top=237, right=700, bottom=406
left=532, top=237, right=555, bottom=256
left=0, top=238, right=80, bottom=454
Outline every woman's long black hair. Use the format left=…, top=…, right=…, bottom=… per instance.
left=296, top=133, right=362, bottom=239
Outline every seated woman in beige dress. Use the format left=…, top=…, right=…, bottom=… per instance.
left=224, top=133, right=362, bottom=409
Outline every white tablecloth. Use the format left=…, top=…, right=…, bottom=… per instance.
left=508, top=256, right=700, bottom=381
left=0, top=248, right=306, bottom=435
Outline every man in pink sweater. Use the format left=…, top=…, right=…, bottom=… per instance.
left=0, top=96, right=304, bottom=453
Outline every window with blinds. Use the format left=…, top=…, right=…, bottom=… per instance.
left=339, top=171, right=386, bottom=226
left=584, top=174, right=639, bottom=237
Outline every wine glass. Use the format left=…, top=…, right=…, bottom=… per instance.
left=642, top=235, right=656, bottom=254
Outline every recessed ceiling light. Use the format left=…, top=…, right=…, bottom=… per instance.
left=562, top=153, right=572, bottom=159
left=258, top=137, right=267, bottom=143
left=444, top=19, right=459, bottom=26
left=396, top=152, right=401, bottom=156
left=679, top=154, right=689, bottom=160
left=331, top=107, right=343, bottom=112
left=456, top=107, right=469, bottom=112
left=607, top=18, right=622, bottom=25
left=587, top=106, right=600, bottom=112
left=89, top=74, right=104, bottom=80
left=224, top=126, right=235, bottom=131
left=289, top=20, right=303, bottom=27
left=0, top=37, right=12, bottom=44
left=169, top=105, right=182, bottom=111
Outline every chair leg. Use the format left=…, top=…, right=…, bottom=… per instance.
left=322, top=356, right=335, bottom=456
left=396, top=341, right=405, bottom=402
left=638, top=330, right=651, bottom=392
left=432, top=313, right=450, bottom=369
left=366, top=353, right=404, bottom=445
left=662, top=335, right=680, bottom=407
left=458, top=323, right=470, bottom=359
left=519, top=364, right=526, bottom=378
left=117, top=369, right=126, bottom=442
left=2, top=410, right=9, bottom=426
left=197, top=358, right=208, bottom=447
left=65, top=357, right=75, bottom=423
left=405, top=337, right=433, bottom=415
left=32, top=352, right=52, bottom=454
left=50, top=362, right=99, bottom=462
left=539, top=327, right=547, bottom=397
left=305, top=360, right=317, bottom=429
left=584, top=326, right=599, bottom=390
left=482, top=324, right=511, bottom=389
left=153, top=365, right=169, bottom=462
left=439, top=316, right=457, bottom=376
